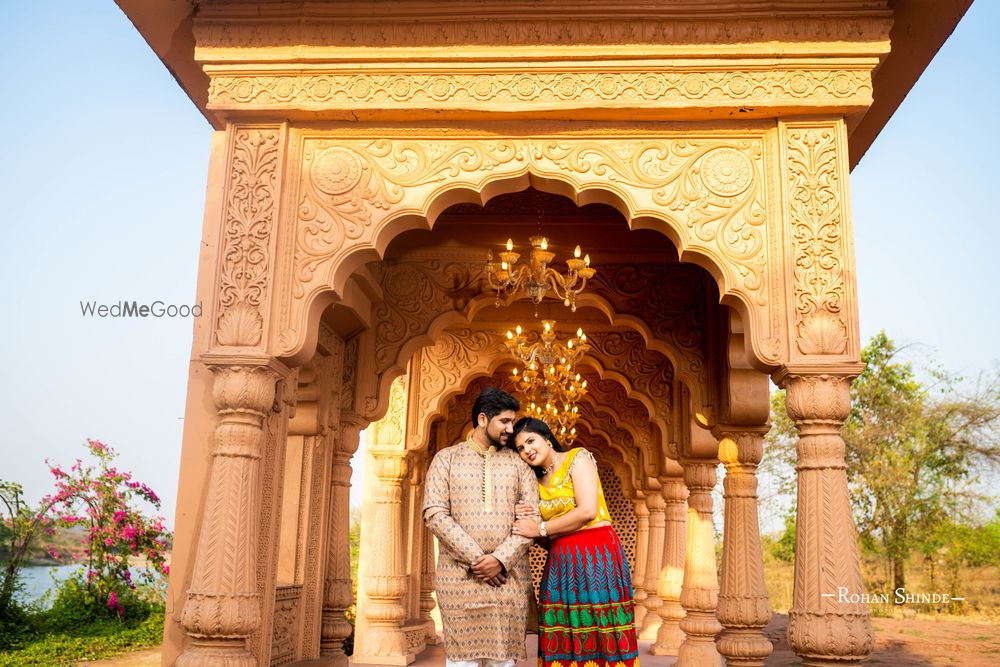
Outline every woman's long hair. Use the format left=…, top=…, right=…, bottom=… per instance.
left=511, top=417, right=568, bottom=478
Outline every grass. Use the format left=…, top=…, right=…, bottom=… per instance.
left=762, top=547, right=1000, bottom=622
left=0, top=608, right=164, bottom=667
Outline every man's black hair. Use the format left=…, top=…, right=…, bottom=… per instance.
left=470, top=387, right=519, bottom=428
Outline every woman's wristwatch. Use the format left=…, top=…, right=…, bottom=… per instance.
left=539, top=521, right=548, bottom=537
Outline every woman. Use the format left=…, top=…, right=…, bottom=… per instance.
left=510, top=417, right=638, bottom=667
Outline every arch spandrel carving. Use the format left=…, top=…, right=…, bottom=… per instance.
left=575, top=401, right=644, bottom=490
left=586, top=329, right=674, bottom=416
left=407, top=328, right=511, bottom=451
left=272, top=131, right=787, bottom=369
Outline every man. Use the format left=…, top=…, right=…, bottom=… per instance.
left=423, top=387, right=539, bottom=667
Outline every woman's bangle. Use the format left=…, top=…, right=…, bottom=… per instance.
left=539, top=521, right=548, bottom=537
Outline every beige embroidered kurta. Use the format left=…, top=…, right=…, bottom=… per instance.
left=423, top=440, right=539, bottom=661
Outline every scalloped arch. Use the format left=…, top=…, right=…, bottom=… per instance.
left=280, top=138, right=783, bottom=371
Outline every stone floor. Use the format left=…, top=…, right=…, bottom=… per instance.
left=290, top=635, right=679, bottom=667
left=402, top=636, right=678, bottom=667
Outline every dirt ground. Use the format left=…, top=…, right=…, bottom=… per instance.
left=78, top=613, right=1000, bottom=666
left=763, top=612, right=1000, bottom=666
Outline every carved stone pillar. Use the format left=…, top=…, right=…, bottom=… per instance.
left=715, top=427, right=772, bottom=667
left=678, top=460, right=722, bottom=667
left=177, top=362, right=281, bottom=667
left=639, top=492, right=665, bottom=638
left=419, top=523, right=438, bottom=643
left=353, top=449, right=412, bottom=665
left=319, top=434, right=357, bottom=664
left=631, top=498, right=649, bottom=627
left=775, top=369, right=873, bottom=666
left=652, top=477, right=687, bottom=655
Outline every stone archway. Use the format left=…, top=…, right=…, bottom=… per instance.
left=158, top=7, right=879, bottom=667
left=165, top=126, right=868, bottom=667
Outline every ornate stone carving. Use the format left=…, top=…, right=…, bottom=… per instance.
left=178, top=362, right=283, bottom=667
left=781, top=120, right=856, bottom=359
left=207, top=68, right=873, bottom=113
left=277, top=135, right=779, bottom=370
left=586, top=376, right=661, bottom=476
left=587, top=330, right=674, bottom=418
left=215, top=127, right=282, bottom=349
left=575, top=397, right=644, bottom=487
left=714, top=429, right=772, bottom=667
left=419, top=523, right=438, bottom=643
left=590, top=263, right=714, bottom=389
left=374, top=374, right=408, bottom=446
left=339, top=336, right=362, bottom=418
left=371, top=259, right=482, bottom=371
left=412, top=328, right=505, bottom=446
left=678, top=460, right=723, bottom=666
left=193, top=13, right=893, bottom=51
left=774, top=368, right=873, bottom=665
left=270, top=585, right=302, bottom=666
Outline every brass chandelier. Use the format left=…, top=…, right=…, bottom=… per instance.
left=485, top=236, right=596, bottom=312
left=505, top=320, right=589, bottom=445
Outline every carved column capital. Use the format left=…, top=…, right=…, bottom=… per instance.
left=338, top=412, right=367, bottom=455
left=773, top=365, right=862, bottom=425
left=645, top=492, right=667, bottom=515
left=633, top=497, right=650, bottom=519
left=371, top=449, right=410, bottom=485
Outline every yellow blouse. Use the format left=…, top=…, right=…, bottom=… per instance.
left=538, top=447, right=613, bottom=529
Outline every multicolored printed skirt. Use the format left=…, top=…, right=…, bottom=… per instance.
left=537, top=525, right=639, bottom=667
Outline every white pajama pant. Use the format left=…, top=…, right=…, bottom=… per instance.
left=445, top=659, right=515, bottom=667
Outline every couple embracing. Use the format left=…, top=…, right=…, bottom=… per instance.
left=423, top=387, right=639, bottom=667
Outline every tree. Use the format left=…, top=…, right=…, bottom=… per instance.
left=766, top=332, right=1000, bottom=591
left=0, top=482, right=60, bottom=623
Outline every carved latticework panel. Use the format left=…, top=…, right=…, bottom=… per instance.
left=270, top=585, right=302, bottom=666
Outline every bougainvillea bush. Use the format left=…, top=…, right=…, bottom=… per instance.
left=44, top=439, right=170, bottom=617
left=0, top=439, right=171, bottom=661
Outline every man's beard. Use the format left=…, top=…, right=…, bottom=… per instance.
left=486, top=429, right=507, bottom=447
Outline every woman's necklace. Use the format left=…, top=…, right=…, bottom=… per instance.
left=542, top=452, right=562, bottom=477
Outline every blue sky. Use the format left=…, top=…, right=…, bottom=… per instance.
left=0, top=2, right=996, bottom=527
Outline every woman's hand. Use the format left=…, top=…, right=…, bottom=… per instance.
left=515, top=501, right=538, bottom=520
left=512, top=516, right=541, bottom=538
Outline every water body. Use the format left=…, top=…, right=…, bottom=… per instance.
left=14, top=564, right=80, bottom=607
